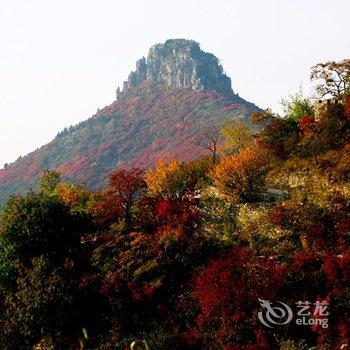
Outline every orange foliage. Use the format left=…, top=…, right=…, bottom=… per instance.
left=89, top=167, right=147, bottom=228
left=146, top=159, right=187, bottom=198
left=210, top=147, right=269, bottom=202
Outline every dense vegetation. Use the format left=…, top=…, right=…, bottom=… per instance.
left=0, top=60, right=349, bottom=349
left=0, top=82, right=258, bottom=207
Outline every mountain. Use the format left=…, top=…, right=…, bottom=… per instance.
left=0, top=39, right=259, bottom=205
left=118, top=39, right=234, bottom=98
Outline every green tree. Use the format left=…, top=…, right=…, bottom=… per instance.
left=280, top=87, right=314, bottom=121
left=39, top=169, right=61, bottom=195
left=1, top=256, right=79, bottom=348
left=0, top=192, right=91, bottom=348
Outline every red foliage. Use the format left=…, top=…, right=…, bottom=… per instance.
left=290, top=250, right=320, bottom=272
left=345, top=94, right=350, bottom=119
left=156, top=199, right=178, bottom=218
left=298, top=115, right=315, bottom=132
left=127, top=281, right=143, bottom=301
left=153, top=198, right=200, bottom=239
left=107, top=168, right=147, bottom=222
left=323, top=253, right=350, bottom=285
left=107, top=167, right=146, bottom=209
left=142, top=285, right=155, bottom=300
left=336, top=218, right=350, bottom=235
left=89, top=190, right=123, bottom=227
left=181, top=330, right=199, bottom=347
left=190, top=248, right=285, bottom=348
left=90, top=167, right=146, bottom=227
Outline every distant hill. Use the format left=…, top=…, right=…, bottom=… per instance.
left=0, top=39, right=260, bottom=205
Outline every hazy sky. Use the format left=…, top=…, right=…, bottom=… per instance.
left=0, top=0, right=349, bottom=167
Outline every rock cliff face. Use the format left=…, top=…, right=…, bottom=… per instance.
left=118, top=39, right=234, bottom=98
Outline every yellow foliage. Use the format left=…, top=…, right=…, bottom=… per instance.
left=236, top=203, right=296, bottom=257
left=267, top=155, right=350, bottom=209
left=55, top=183, right=91, bottom=214
left=266, top=157, right=313, bottom=190
left=133, top=259, right=158, bottom=278
left=221, top=117, right=254, bottom=153
left=318, top=143, right=350, bottom=182
left=293, top=176, right=350, bottom=209
left=210, top=147, right=269, bottom=202
left=146, top=159, right=187, bottom=198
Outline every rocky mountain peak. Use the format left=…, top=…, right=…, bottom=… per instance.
left=117, top=39, right=234, bottom=99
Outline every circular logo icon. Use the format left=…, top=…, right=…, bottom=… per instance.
left=258, top=298, right=293, bottom=328
left=130, top=340, right=150, bottom=350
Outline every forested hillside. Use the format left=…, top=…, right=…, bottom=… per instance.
left=0, top=85, right=257, bottom=207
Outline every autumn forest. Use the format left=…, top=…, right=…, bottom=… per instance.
left=0, top=59, right=349, bottom=349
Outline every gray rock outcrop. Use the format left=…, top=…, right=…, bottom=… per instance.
left=117, top=39, right=234, bottom=99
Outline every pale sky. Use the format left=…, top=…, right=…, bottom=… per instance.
left=0, top=0, right=349, bottom=168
